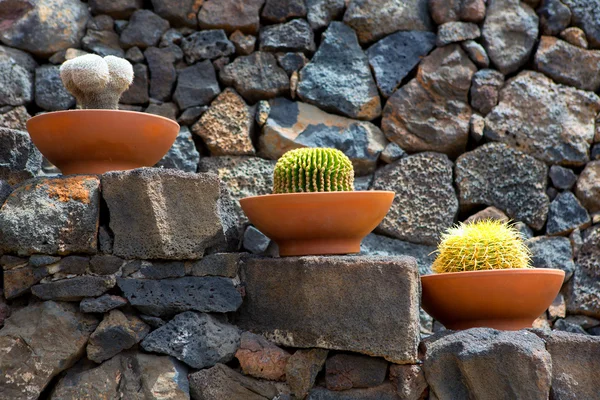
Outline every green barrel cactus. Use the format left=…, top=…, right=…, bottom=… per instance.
left=273, top=148, right=354, bottom=194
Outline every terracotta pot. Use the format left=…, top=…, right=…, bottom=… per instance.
left=421, top=268, right=565, bottom=330
left=27, top=110, right=179, bottom=175
left=239, top=191, right=395, bottom=256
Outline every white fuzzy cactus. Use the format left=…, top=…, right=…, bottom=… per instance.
left=60, top=54, right=134, bottom=110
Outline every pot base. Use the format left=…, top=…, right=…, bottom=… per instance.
left=278, top=239, right=361, bottom=257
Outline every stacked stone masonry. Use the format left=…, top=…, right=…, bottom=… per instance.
left=2, top=0, right=600, bottom=398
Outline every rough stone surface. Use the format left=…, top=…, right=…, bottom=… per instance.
left=141, top=311, right=241, bottom=369
left=32, top=276, right=116, bottom=301
left=366, top=31, right=436, bottom=98
left=560, top=26, right=588, bottom=48
left=220, top=51, right=290, bottom=103
left=526, top=236, right=575, bottom=281
left=538, top=0, right=571, bottom=36
left=0, top=0, right=89, bottom=57
left=0, top=176, right=99, bottom=255
left=470, top=69, right=504, bottom=116
left=82, top=26, right=125, bottom=58
left=0, top=179, right=11, bottom=205
left=389, top=364, right=428, bottom=400
left=102, top=168, right=226, bottom=259
left=235, top=331, right=291, bottom=381
left=260, top=98, right=386, bottom=175
left=87, top=310, right=149, bottom=363
left=119, top=10, right=170, bottom=49
left=192, top=89, right=255, bottom=156
left=464, top=206, right=509, bottom=224
left=343, top=0, right=432, bottom=44
left=230, top=30, right=256, bottom=56
left=360, top=233, right=435, bottom=276
left=429, top=0, right=486, bottom=24
left=484, top=71, right=600, bottom=166
left=173, top=60, right=220, bottom=109
left=181, top=30, right=235, bottom=64
left=307, top=0, right=345, bottom=30
left=461, top=40, right=490, bottom=68
left=455, top=143, right=549, bottom=230
left=151, top=0, right=202, bottom=28
left=0, top=106, right=30, bottom=131
left=481, top=0, right=539, bottom=74
left=34, top=65, right=75, bottom=111
left=423, top=329, right=552, bottom=400
left=88, top=0, right=143, bottom=19
left=144, top=46, right=179, bottom=101
left=297, top=22, right=381, bottom=121
left=118, top=276, right=242, bottom=317
left=189, top=363, right=279, bottom=400
left=372, top=153, right=458, bottom=246
left=238, top=256, right=420, bottom=364
left=3, top=264, right=49, bottom=299
left=285, top=349, right=328, bottom=399
left=436, top=22, right=480, bottom=46
left=0, top=301, right=98, bottom=400
left=120, top=63, right=149, bottom=104
left=0, top=128, right=42, bottom=185
left=325, top=354, right=387, bottom=390
left=562, top=0, right=600, bottom=49
left=0, top=46, right=36, bottom=107
left=260, top=19, right=316, bottom=54
left=566, top=226, right=600, bottom=318
left=80, top=294, right=128, bottom=313
left=155, top=127, right=200, bottom=173
left=382, top=45, right=476, bottom=157
left=546, top=191, right=590, bottom=236
left=198, top=0, right=265, bottom=35
left=379, top=142, right=406, bottom=164
left=145, top=101, right=178, bottom=120
left=308, top=383, right=400, bottom=400
left=575, top=160, right=600, bottom=213
left=262, top=0, right=307, bottom=23
left=549, top=165, right=577, bottom=190
left=535, top=36, right=600, bottom=92
left=243, top=226, right=271, bottom=254
left=187, top=252, right=241, bottom=278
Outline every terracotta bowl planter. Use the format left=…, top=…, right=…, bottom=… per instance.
left=421, top=268, right=565, bottom=330
left=27, top=110, right=179, bottom=175
left=239, top=191, right=395, bottom=256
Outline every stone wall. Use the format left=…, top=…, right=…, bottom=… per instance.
left=2, top=0, right=600, bottom=398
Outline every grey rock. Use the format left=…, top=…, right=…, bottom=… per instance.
left=80, top=294, right=128, bottom=313
left=429, top=0, right=486, bottom=24
left=389, top=364, right=428, bottom=400
left=461, top=40, right=490, bottom=68
left=343, top=0, right=432, bottom=45
left=34, top=65, right=75, bottom=111
left=360, top=233, right=435, bottom=275
left=0, top=0, right=89, bottom=57
left=141, top=311, right=240, bottom=368
left=120, top=63, right=149, bottom=105
left=553, top=319, right=589, bottom=333
left=261, top=0, right=307, bottom=23
left=151, top=0, right=201, bottom=28
left=308, top=384, right=399, bottom=400
left=526, top=236, right=575, bottom=282
left=535, top=36, right=600, bottom=92
left=0, top=128, right=42, bottom=186
left=547, top=187, right=559, bottom=201
left=575, top=161, right=600, bottom=213
left=117, top=276, right=242, bottom=317
left=0, top=46, right=36, bottom=107
left=102, top=168, right=226, bottom=259
left=260, top=19, right=316, bottom=54
left=126, top=260, right=186, bottom=279
left=238, top=256, right=420, bottom=363
left=82, top=28, right=125, bottom=57
left=561, top=0, right=600, bottom=49
left=538, top=0, right=571, bottom=35
left=470, top=113, right=485, bottom=142
left=189, top=363, right=278, bottom=400
left=48, top=255, right=90, bottom=275
left=436, top=21, right=480, bottom=46
left=28, top=255, right=60, bottom=268
left=307, top=0, right=345, bottom=30
left=220, top=51, right=290, bottom=103
left=88, top=0, right=143, bottom=19
left=144, top=46, right=180, bottom=101
left=145, top=101, right=178, bottom=120
left=566, top=227, right=600, bottom=318
left=0, top=180, right=11, bottom=206
left=373, top=153, right=458, bottom=246
left=181, top=30, right=235, bottom=64
left=276, top=52, right=309, bottom=76
left=173, top=60, right=220, bottom=109
left=87, top=310, right=150, bottom=363
left=198, top=0, right=265, bottom=35
left=482, top=0, right=539, bottom=74
left=455, top=143, right=549, bottom=230
left=32, top=276, right=116, bottom=301
left=187, top=253, right=242, bottom=278
left=139, top=315, right=166, bottom=328
left=379, top=142, right=406, bottom=164
left=98, top=226, right=114, bottom=254
left=0, top=301, right=99, bottom=400
left=549, top=165, right=577, bottom=190
left=243, top=226, right=271, bottom=254
left=160, top=28, right=183, bottom=48
left=470, top=68, right=504, bottom=115
left=560, top=26, right=588, bottom=48
left=546, top=191, right=590, bottom=236
left=177, top=106, right=207, bottom=126
left=119, top=10, right=170, bottom=49
left=325, top=354, right=387, bottom=390
left=155, top=127, right=200, bottom=172
left=544, top=331, right=600, bottom=399
left=50, top=351, right=189, bottom=399
left=0, top=105, right=30, bottom=131
left=230, top=30, right=256, bottom=56
left=484, top=71, right=600, bottom=166
left=89, top=255, right=124, bottom=275
left=0, top=175, right=99, bottom=255
left=382, top=45, right=476, bottom=157
left=423, top=329, right=551, bottom=399
left=366, top=31, right=436, bottom=98
left=260, top=98, right=387, bottom=175
left=297, top=22, right=381, bottom=121
left=285, top=349, right=328, bottom=399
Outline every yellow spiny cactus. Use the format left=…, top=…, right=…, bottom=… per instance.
left=432, top=219, right=532, bottom=273
left=273, top=148, right=354, bottom=194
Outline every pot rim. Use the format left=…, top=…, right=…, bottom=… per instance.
left=241, top=191, right=396, bottom=201
left=27, top=109, right=179, bottom=129
left=421, top=268, right=565, bottom=280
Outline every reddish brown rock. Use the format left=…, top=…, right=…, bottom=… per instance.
left=0, top=106, right=30, bottom=131
left=235, top=332, right=291, bottom=381
left=285, top=349, right=329, bottom=399
left=198, top=0, right=265, bottom=34
left=464, top=206, right=509, bottom=224
left=230, top=30, right=256, bottom=55
left=575, top=161, right=600, bottom=213
left=429, top=0, right=486, bottom=24
left=560, top=27, right=588, bottom=48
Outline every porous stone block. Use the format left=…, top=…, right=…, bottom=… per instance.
left=238, top=255, right=420, bottom=364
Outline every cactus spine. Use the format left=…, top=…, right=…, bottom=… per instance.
left=432, top=219, right=531, bottom=273
left=273, top=148, right=354, bottom=194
